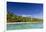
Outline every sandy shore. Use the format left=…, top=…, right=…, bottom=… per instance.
left=7, top=22, right=42, bottom=24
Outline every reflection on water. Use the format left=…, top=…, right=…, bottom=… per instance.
left=7, top=23, right=43, bottom=30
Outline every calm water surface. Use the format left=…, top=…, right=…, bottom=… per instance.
left=7, top=23, right=43, bottom=30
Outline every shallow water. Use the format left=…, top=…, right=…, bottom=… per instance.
left=7, top=23, right=43, bottom=30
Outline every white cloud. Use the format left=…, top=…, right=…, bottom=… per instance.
left=21, top=15, right=32, bottom=17
left=21, top=14, right=43, bottom=19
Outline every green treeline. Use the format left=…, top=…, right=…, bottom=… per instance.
left=7, top=13, right=43, bottom=23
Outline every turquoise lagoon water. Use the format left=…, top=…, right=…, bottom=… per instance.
left=7, top=23, right=43, bottom=30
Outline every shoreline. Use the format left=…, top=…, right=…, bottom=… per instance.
left=7, top=22, right=43, bottom=24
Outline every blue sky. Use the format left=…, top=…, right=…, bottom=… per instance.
left=7, top=2, right=43, bottom=19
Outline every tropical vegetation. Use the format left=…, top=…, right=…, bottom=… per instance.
left=7, top=13, right=43, bottom=23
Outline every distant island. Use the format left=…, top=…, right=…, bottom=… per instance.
left=7, top=13, right=43, bottom=23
